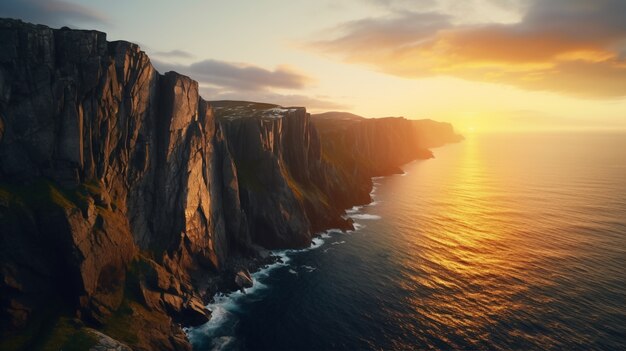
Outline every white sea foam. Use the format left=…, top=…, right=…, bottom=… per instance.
left=189, top=172, right=387, bottom=346
left=370, top=186, right=377, bottom=196
left=346, top=205, right=363, bottom=214
left=302, top=265, right=317, bottom=272
left=349, top=213, right=382, bottom=220
left=188, top=230, right=337, bottom=344
left=347, top=222, right=366, bottom=233
left=211, top=336, right=236, bottom=350
left=310, top=237, right=325, bottom=249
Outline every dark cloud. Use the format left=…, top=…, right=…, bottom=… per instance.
left=0, top=0, right=107, bottom=28
left=152, top=49, right=194, bottom=59
left=309, top=0, right=626, bottom=98
left=153, top=59, right=312, bottom=91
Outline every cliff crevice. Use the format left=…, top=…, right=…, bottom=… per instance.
left=0, top=19, right=462, bottom=351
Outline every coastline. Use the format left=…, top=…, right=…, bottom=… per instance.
left=0, top=20, right=463, bottom=350
left=186, top=162, right=401, bottom=348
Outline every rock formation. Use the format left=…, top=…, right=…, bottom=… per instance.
left=0, top=19, right=461, bottom=350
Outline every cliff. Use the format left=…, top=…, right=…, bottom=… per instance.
left=312, top=111, right=463, bottom=181
left=0, top=19, right=461, bottom=350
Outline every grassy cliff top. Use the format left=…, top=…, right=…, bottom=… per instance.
left=210, top=100, right=303, bottom=121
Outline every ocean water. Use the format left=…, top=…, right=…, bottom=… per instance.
left=189, top=132, right=626, bottom=351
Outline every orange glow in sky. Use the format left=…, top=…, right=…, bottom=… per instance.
left=5, top=0, right=625, bottom=133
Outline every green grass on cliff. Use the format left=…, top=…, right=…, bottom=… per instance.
left=98, top=255, right=147, bottom=346
left=0, top=300, right=98, bottom=351
left=37, top=317, right=99, bottom=351
left=0, top=178, right=121, bottom=351
left=0, top=179, right=96, bottom=214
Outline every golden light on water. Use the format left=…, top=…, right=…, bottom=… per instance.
left=377, top=132, right=626, bottom=349
left=392, top=134, right=573, bottom=344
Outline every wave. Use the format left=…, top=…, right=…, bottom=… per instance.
left=348, top=214, right=382, bottom=220
left=350, top=222, right=366, bottom=232
left=346, top=205, right=364, bottom=214
left=189, top=173, right=386, bottom=348
left=370, top=185, right=378, bottom=196
left=302, top=265, right=317, bottom=272
left=187, top=230, right=338, bottom=347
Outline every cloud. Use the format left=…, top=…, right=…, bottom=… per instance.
left=0, top=0, right=107, bottom=27
left=153, top=59, right=313, bottom=91
left=152, top=49, right=194, bottom=59
left=152, top=58, right=342, bottom=110
left=308, top=0, right=626, bottom=98
left=201, top=89, right=349, bottom=111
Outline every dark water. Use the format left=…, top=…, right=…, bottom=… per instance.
left=189, top=132, right=626, bottom=351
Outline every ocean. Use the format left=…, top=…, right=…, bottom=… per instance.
left=188, top=132, right=626, bottom=351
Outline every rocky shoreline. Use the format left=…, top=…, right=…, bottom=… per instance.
left=0, top=19, right=462, bottom=350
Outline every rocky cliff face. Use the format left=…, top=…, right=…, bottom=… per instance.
left=0, top=19, right=224, bottom=350
left=0, top=19, right=461, bottom=350
left=312, top=111, right=463, bottom=186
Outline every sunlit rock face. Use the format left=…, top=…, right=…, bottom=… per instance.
left=0, top=19, right=219, bottom=350
left=0, top=19, right=461, bottom=350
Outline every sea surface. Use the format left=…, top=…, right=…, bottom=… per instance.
left=188, top=132, right=626, bottom=351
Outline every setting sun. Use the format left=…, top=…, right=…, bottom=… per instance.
left=1, top=1, right=625, bottom=350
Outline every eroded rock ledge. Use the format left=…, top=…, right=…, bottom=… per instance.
left=0, top=19, right=461, bottom=350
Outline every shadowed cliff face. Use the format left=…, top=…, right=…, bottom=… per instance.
left=212, top=101, right=363, bottom=248
left=0, top=19, right=462, bottom=351
left=0, top=19, right=224, bottom=350
left=312, top=112, right=463, bottom=185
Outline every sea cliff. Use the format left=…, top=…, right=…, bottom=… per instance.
left=0, top=19, right=461, bottom=350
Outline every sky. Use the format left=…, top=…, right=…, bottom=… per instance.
left=2, top=0, right=625, bottom=133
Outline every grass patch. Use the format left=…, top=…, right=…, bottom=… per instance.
left=101, top=298, right=139, bottom=345
left=0, top=179, right=80, bottom=211
left=38, top=317, right=98, bottom=351
left=101, top=253, right=159, bottom=346
left=0, top=299, right=97, bottom=351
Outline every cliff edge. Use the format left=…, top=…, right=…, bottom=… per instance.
left=0, top=19, right=461, bottom=350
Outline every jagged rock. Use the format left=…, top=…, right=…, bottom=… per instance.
left=87, top=328, right=133, bottom=351
left=0, top=19, right=461, bottom=350
left=180, top=296, right=210, bottom=327
left=235, top=269, right=253, bottom=290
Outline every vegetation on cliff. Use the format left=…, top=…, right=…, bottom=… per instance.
left=0, top=19, right=461, bottom=350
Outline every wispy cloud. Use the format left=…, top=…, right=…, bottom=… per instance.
left=152, top=49, right=194, bottom=59
left=152, top=58, right=342, bottom=109
left=0, top=0, right=108, bottom=27
left=202, top=89, right=349, bottom=111
left=308, top=0, right=626, bottom=98
left=153, top=59, right=313, bottom=91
